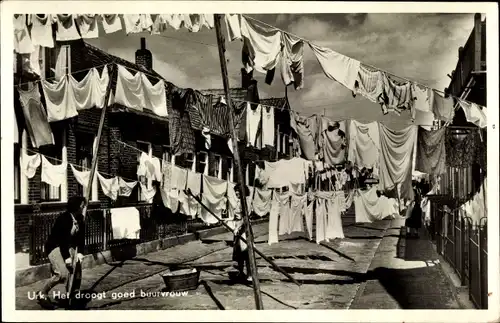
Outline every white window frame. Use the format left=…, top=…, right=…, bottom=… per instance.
left=213, top=154, right=222, bottom=179
left=137, top=140, right=152, bottom=202
left=228, top=157, right=234, bottom=182
left=197, top=151, right=208, bottom=175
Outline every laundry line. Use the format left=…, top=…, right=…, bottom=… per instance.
left=241, top=14, right=486, bottom=110
left=25, top=147, right=138, bottom=183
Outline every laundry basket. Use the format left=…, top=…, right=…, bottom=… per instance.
left=160, top=268, right=200, bottom=292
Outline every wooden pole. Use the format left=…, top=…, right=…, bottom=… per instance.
left=67, top=63, right=116, bottom=306
left=214, top=14, right=264, bottom=310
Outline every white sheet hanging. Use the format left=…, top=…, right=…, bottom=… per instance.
left=458, top=101, right=487, bottom=128
left=225, top=14, right=242, bottom=41
left=118, top=177, right=138, bottom=197
left=110, top=207, right=141, bottom=240
left=101, top=14, right=122, bottom=34
left=97, top=172, right=119, bottom=200
left=264, top=157, right=308, bottom=188
left=200, top=175, right=227, bottom=224
left=123, top=14, right=153, bottom=34
left=261, top=105, right=275, bottom=147
left=348, top=120, right=380, bottom=174
left=141, top=74, right=168, bottom=117
left=41, top=76, right=79, bottom=122
left=354, top=187, right=397, bottom=223
left=70, top=164, right=91, bottom=191
left=76, top=14, right=99, bottom=39
left=41, top=155, right=67, bottom=187
left=114, top=65, right=146, bottom=111
left=21, top=151, right=41, bottom=178
left=55, top=14, right=81, bottom=41
left=29, top=14, right=55, bottom=48
left=246, top=103, right=262, bottom=147
left=309, top=43, right=361, bottom=91
left=412, top=84, right=435, bottom=130
left=14, top=14, right=34, bottom=54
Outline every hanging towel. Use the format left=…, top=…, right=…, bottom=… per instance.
left=348, top=120, right=380, bottom=172
left=281, top=33, right=304, bottom=89
left=97, top=172, right=120, bottom=200
left=55, top=14, right=81, bottom=41
left=354, top=187, right=395, bottom=223
left=179, top=170, right=201, bottom=218
left=314, top=195, right=328, bottom=244
left=416, top=127, right=447, bottom=175
left=114, top=65, right=146, bottom=111
left=225, top=14, right=242, bottom=41
left=277, top=191, right=291, bottom=236
left=412, top=84, right=435, bottom=130
left=69, top=66, right=110, bottom=110
left=290, top=112, right=318, bottom=160
left=326, top=196, right=344, bottom=239
left=304, top=193, right=315, bottom=240
left=101, top=14, right=122, bottom=34
left=110, top=207, right=141, bottom=240
left=118, top=177, right=138, bottom=197
left=240, top=16, right=282, bottom=75
left=123, top=14, right=153, bottom=34
left=21, top=151, right=41, bottom=179
left=14, top=14, right=34, bottom=54
left=29, top=14, right=54, bottom=48
left=76, top=14, right=99, bottom=39
left=320, top=125, right=347, bottom=166
left=41, top=155, right=67, bottom=187
left=261, top=105, right=275, bottom=147
left=140, top=182, right=156, bottom=202
left=200, top=175, right=228, bottom=224
left=253, top=188, right=273, bottom=217
left=17, top=85, right=55, bottom=147
left=246, top=103, right=262, bottom=147
left=309, top=43, right=360, bottom=91
left=41, top=77, right=79, bottom=122
left=70, top=164, right=91, bottom=191
left=171, top=165, right=188, bottom=190
left=378, top=124, right=417, bottom=200
left=93, top=66, right=111, bottom=108
left=136, top=152, right=158, bottom=181
left=431, top=91, right=455, bottom=122
left=141, top=74, right=168, bottom=117
left=264, top=157, right=308, bottom=188
left=458, top=101, right=487, bottom=128
left=289, top=193, right=306, bottom=234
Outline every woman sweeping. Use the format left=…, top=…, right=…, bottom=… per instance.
left=37, top=196, right=86, bottom=309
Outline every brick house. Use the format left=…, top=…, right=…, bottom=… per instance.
left=14, top=37, right=294, bottom=264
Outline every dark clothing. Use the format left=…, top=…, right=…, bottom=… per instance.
left=406, top=189, right=422, bottom=229
left=45, top=211, right=85, bottom=260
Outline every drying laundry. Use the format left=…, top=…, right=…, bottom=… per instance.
left=415, top=127, right=447, bottom=175
left=277, top=191, right=292, bottom=236
left=137, top=152, right=161, bottom=182
left=14, top=14, right=34, bottom=54
left=226, top=182, right=238, bottom=220
left=169, top=88, right=197, bottom=155
left=225, top=14, right=242, bottom=41
left=377, top=73, right=414, bottom=115
left=319, top=123, right=347, bottom=166
left=354, top=65, right=384, bottom=103
left=378, top=124, right=417, bottom=200
left=152, top=15, right=169, bottom=34
left=326, top=196, right=344, bottom=240
left=101, top=14, right=122, bottom=34
left=76, top=14, right=99, bottom=39
left=113, top=65, right=146, bottom=111
left=289, top=193, right=306, bottom=234
left=171, top=165, right=188, bottom=190
left=290, top=112, right=319, bottom=160
left=182, top=14, right=209, bottom=32
left=110, top=207, right=141, bottom=240
left=431, top=90, right=455, bottom=122
left=202, top=14, right=214, bottom=29
left=141, top=73, right=168, bottom=117
left=97, top=172, right=120, bottom=200
left=200, top=175, right=228, bottom=224
left=140, top=182, right=157, bottom=202
left=179, top=170, right=202, bottom=218
left=118, top=177, right=138, bottom=197
left=17, top=84, right=54, bottom=147
left=348, top=120, right=380, bottom=172
left=303, top=193, right=315, bottom=240
left=264, top=157, right=308, bottom=188
left=55, top=14, right=81, bottom=41
left=261, top=106, right=275, bottom=147
left=412, top=84, right=435, bottom=130
left=267, top=190, right=283, bottom=245
left=163, top=14, right=184, bottom=30
left=240, top=16, right=282, bottom=76
left=41, top=76, right=79, bottom=122
left=314, top=193, right=328, bottom=244
left=309, top=43, right=360, bottom=91
left=70, top=66, right=110, bottom=110
left=458, top=101, right=487, bottom=128
left=354, top=187, right=397, bottom=223
left=280, top=33, right=304, bottom=89
left=41, top=155, right=67, bottom=187
left=70, top=164, right=92, bottom=191
left=123, top=14, right=153, bottom=34
left=21, top=151, right=41, bottom=179
left=29, top=14, right=54, bottom=48
left=246, top=103, right=262, bottom=147
left=253, top=188, right=272, bottom=217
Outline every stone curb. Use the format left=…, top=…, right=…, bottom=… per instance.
left=15, top=218, right=268, bottom=288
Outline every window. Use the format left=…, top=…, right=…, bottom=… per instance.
left=210, top=154, right=222, bottom=179
left=14, top=143, right=21, bottom=203
left=196, top=152, right=208, bottom=175
left=222, top=157, right=233, bottom=181
left=162, top=145, right=171, bottom=164
left=137, top=141, right=152, bottom=202
left=76, top=132, right=98, bottom=201
left=39, top=127, right=65, bottom=202
left=283, top=134, right=290, bottom=155
left=248, top=162, right=256, bottom=187
left=176, top=153, right=195, bottom=171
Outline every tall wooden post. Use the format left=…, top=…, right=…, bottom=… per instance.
left=214, top=14, right=264, bottom=310
left=67, top=64, right=116, bottom=306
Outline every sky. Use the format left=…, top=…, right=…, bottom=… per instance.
left=86, top=13, right=478, bottom=129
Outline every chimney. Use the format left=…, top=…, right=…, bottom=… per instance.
left=135, top=37, right=153, bottom=71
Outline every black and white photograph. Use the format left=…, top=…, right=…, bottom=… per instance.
left=1, top=2, right=498, bottom=322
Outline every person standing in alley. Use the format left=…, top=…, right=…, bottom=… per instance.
left=37, top=196, right=86, bottom=309
left=231, top=185, right=253, bottom=282
left=405, top=182, right=423, bottom=238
